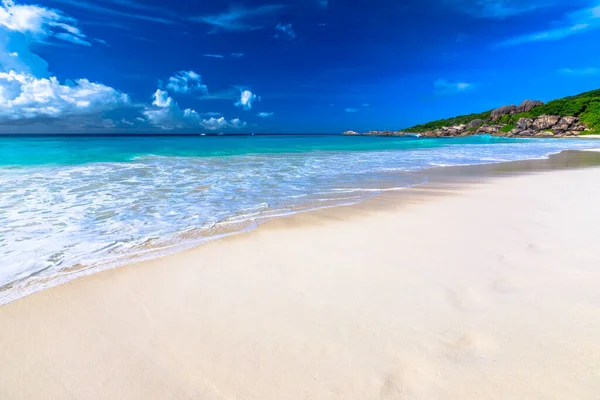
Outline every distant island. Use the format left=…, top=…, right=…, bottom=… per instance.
left=344, top=88, right=600, bottom=138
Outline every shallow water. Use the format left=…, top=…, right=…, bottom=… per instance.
left=0, top=134, right=598, bottom=304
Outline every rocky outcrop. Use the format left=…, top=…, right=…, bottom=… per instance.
left=516, top=100, right=544, bottom=113
left=346, top=98, right=593, bottom=138
left=362, top=114, right=589, bottom=138
left=554, top=116, right=577, bottom=132
left=516, top=118, right=534, bottom=130
left=342, top=130, right=360, bottom=136
left=491, top=100, right=545, bottom=120
left=496, top=114, right=588, bottom=137
left=491, top=105, right=517, bottom=120
left=468, top=119, right=484, bottom=128
left=532, top=115, right=560, bottom=130
left=477, top=124, right=502, bottom=134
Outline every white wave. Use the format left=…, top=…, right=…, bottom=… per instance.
left=1, top=138, right=598, bottom=304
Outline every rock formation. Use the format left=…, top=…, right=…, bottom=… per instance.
left=532, top=115, right=560, bottom=130
left=491, top=105, right=517, bottom=120
left=468, top=119, right=484, bottom=128
left=346, top=114, right=590, bottom=138
left=342, top=98, right=595, bottom=138
left=491, top=100, right=545, bottom=120
left=516, top=100, right=544, bottom=113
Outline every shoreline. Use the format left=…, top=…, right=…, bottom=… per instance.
left=2, top=150, right=600, bottom=398
left=2, top=146, right=600, bottom=306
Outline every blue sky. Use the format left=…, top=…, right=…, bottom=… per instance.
left=1, top=0, right=600, bottom=133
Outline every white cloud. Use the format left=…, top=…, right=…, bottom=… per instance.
left=199, top=116, right=246, bottom=131
left=1, top=0, right=92, bottom=76
left=50, top=0, right=175, bottom=25
left=143, top=89, right=182, bottom=129
left=199, top=116, right=227, bottom=130
left=558, top=67, right=600, bottom=76
left=229, top=118, right=245, bottom=129
left=434, top=79, right=473, bottom=95
left=190, top=5, right=286, bottom=32
left=0, top=70, right=130, bottom=121
left=235, top=89, right=259, bottom=110
left=230, top=52, right=244, bottom=58
left=345, top=108, right=357, bottom=113
left=499, top=3, right=600, bottom=46
left=362, top=103, right=370, bottom=107
left=165, top=71, right=208, bottom=94
left=0, top=1, right=133, bottom=130
left=257, top=112, right=273, bottom=118
left=275, top=23, right=297, bottom=39
left=151, top=89, right=172, bottom=107
left=144, top=88, right=246, bottom=131
left=0, top=0, right=90, bottom=46
left=204, top=54, right=224, bottom=58
left=54, top=32, right=90, bottom=46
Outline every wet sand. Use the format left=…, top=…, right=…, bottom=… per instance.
left=1, top=151, right=600, bottom=399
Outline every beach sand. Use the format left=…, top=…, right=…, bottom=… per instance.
left=2, top=154, right=600, bottom=399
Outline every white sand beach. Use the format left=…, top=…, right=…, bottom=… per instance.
left=1, top=164, right=600, bottom=399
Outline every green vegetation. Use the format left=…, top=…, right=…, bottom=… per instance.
left=404, top=110, right=491, bottom=133
left=580, top=129, right=600, bottom=136
left=579, top=101, right=600, bottom=130
left=404, top=88, right=600, bottom=133
left=500, top=124, right=515, bottom=133
left=497, top=89, right=600, bottom=128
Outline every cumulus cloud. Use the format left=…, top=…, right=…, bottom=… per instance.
left=235, top=89, right=259, bottom=110
left=434, top=79, right=473, bottom=95
left=0, top=70, right=130, bottom=121
left=197, top=116, right=246, bottom=131
left=345, top=108, right=357, bottom=113
left=0, top=1, right=134, bottom=131
left=257, top=112, right=273, bottom=118
left=144, top=88, right=246, bottom=131
left=143, top=89, right=185, bottom=129
left=0, top=0, right=92, bottom=76
left=498, top=3, right=600, bottom=46
left=190, top=4, right=286, bottom=32
left=275, top=23, right=297, bottom=39
left=151, top=89, right=172, bottom=107
left=165, top=71, right=208, bottom=94
left=0, top=2, right=251, bottom=132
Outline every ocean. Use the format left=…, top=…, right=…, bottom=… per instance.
left=0, top=134, right=597, bottom=303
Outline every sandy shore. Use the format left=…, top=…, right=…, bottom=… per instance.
left=2, top=156, right=600, bottom=399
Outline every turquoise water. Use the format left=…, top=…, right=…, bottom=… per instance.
left=0, top=134, right=597, bottom=304
left=0, top=134, right=503, bottom=166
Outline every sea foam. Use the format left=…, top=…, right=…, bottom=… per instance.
left=0, top=136, right=597, bottom=304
